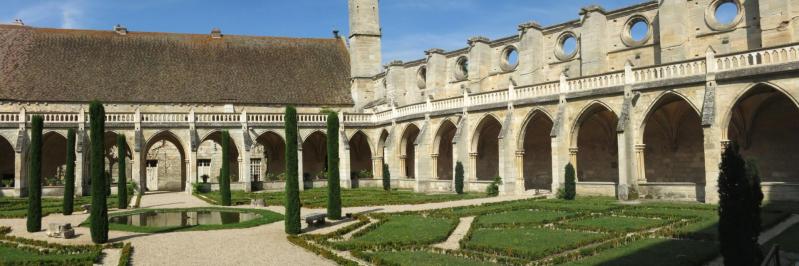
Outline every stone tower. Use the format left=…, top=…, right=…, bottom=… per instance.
left=348, top=0, right=382, bottom=110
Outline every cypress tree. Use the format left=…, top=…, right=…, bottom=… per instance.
left=117, top=135, right=127, bottom=209
left=89, top=101, right=108, bottom=244
left=718, top=143, right=760, bottom=265
left=326, top=112, right=341, bottom=219
left=219, top=131, right=232, bottom=206
left=284, top=106, right=301, bottom=234
left=454, top=161, right=464, bottom=194
left=382, top=163, right=390, bottom=191
left=63, top=128, right=76, bottom=215
left=564, top=163, right=576, bottom=200
left=747, top=158, right=764, bottom=263
left=26, top=115, right=43, bottom=232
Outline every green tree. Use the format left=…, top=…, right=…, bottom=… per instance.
left=219, top=131, right=232, bottom=206
left=326, top=112, right=341, bottom=219
left=26, top=115, right=43, bottom=232
left=63, top=128, right=76, bottom=215
left=563, top=163, right=576, bottom=200
left=454, top=161, right=464, bottom=194
left=718, top=143, right=762, bottom=265
left=117, top=135, right=128, bottom=209
left=89, top=101, right=108, bottom=243
left=284, top=106, right=301, bottom=234
left=382, top=163, right=390, bottom=191
left=486, top=176, right=501, bottom=196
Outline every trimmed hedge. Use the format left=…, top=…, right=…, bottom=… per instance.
left=117, top=243, right=133, bottom=266
left=382, top=163, right=390, bottom=191
left=116, top=135, right=128, bottom=209
left=89, top=101, right=108, bottom=244
left=284, top=106, right=301, bottom=235
left=219, top=131, right=232, bottom=206
left=326, top=112, right=342, bottom=219
left=455, top=161, right=464, bottom=194
left=63, top=128, right=76, bottom=215
left=27, top=115, right=43, bottom=233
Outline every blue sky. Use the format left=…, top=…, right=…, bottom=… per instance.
left=2, top=0, right=655, bottom=63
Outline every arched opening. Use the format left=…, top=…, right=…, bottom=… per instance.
left=435, top=121, right=457, bottom=180
left=642, top=94, right=705, bottom=183
left=144, top=131, right=186, bottom=191
left=400, top=124, right=420, bottom=178
left=302, top=131, right=327, bottom=181
left=254, top=131, right=286, bottom=182
left=574, top=103, right=619, bottom=182
left=521, top=111, right=553, bottom=190
left=375, top=130, right=389, bottom=178
left=104, top=132, right=133, bottom=187
left=0, top=136, right=13, bottom=187
left=197, top=131, right=240, bottom=184
left=349, top=131, right=373, bottom=179
left=473, top=116, right=501, bottom=181
left=728, top=85, right=799, bottom=182
left=42, top=132, right=67, bottom=187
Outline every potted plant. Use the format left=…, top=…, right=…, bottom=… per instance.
left=201, top=174, right=209, bottom=184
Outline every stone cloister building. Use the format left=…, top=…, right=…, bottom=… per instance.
left=0, top=0, right=797, bottom=203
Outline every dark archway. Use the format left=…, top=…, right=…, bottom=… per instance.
left=302, top=131, right=327, bottom=180
left=473, top=116, right=501, bottom=181
left=642, top=94, right=705, bottom=183
left=435, top=121, right=457, bottom=180
left=144, top=131, right=186, bottom=191
left=0, top=136, right=14, bottom=185
left=197, top=131, right=240, bottom=183
left=728, top=85, right=799, bottom=182
left=255, top=131, right=286, bottom=181
left=574, top=103, right=619, bottom=182
left=42, top=132, right=67, bottom=186
left=104, top=132, right=133, bottom=186
left=349, top=131, right=373, bottom=178
left=521, top=111, right=553, bottom=190
left=400, top=124, right=420, bottom=178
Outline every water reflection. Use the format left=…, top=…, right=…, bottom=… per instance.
left=109, top=211, right=259, bottom=227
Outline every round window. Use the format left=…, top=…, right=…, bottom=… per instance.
left=705, top=0, right=742, bottom=31
left=621, top=16, right=651, bottom=47
left=454, top=56, right=469, bottom=81
left=555, top=32, right=578, bottom=61
left=417, top=66, right=427, bottom=89
left=501, top=46, right=519, bottom=71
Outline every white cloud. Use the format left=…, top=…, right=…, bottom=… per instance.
left=10, top=0, right=86, bottom=29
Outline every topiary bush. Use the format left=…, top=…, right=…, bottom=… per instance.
left=117, top=135, right=128, bottom=209
left=563, top=163, right=576, bottom=200
left=284, top=106, right=301, bottom=235
left=455, top=161, right=464, bottom=194
left=219, top=131, right=232, bottom=206
left=382, top=163, right=390, bottom=191
left=27, top=115, right=43, bottom=232
left=326, top=112, right=341, bottom=220
left=63, top=128, right=76, bottom=215
left=718, top=143, right=763, bottom=265
left=89, top=101, right=108, bottom=244
left=486, top=176, right=501, bottom=196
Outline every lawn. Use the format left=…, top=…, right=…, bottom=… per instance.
left=0, top=226, right=104, bottom=265
left=0, top=194, right=131, bottom=218
left=195, top=188, right=486, bottom=208
left=475, top=209, right=574, bottom=227
left=464, top=227, right=609, bottom=260
left=337, top=215, right=458, bottom=249
left=365, top=250, right=495, bottom=266
left=560, top=238, right=719, bottom=266
left=564, top=216, right=669, bottom=233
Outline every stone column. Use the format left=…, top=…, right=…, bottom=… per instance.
left=517, top=22, right=545, bottom=85
left=13, top=146, right=26, bottom=197
left=515, top=150, right=525, bottom=194
left=468, top=152, right=478, bottom=183
left=579, top=6, right=608, bottom=75
left=399, top=155, right=407, bottom=177
left=466, top=36, right=491, bottom=93
left=430, top=154, right=439, bottom=179
left=425, top=49, right=447, bottom=97
left=339, top=130, right=352, bottom=189
left=634, top=144, right=646, bottom=183
left=297, top=147, right=305, bottom=191
left=372, top=156, right=383, bottom=179
left=568, top=148, right=578, bottom=175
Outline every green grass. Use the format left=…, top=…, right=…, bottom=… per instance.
left=464, top=227, right=608, bottom=260
left=0, top=244, right=101, bottom=265
left=338, top=215, right=458, bottom=249
left=0, top=194, right=130, bottom=218
left=560, top=238, right=718, bottom=266
left=367, top=250, right=495, bottom=266
left=476, top=210, right=574, bottom=227
left=79, top=207, right=283, bottom=233
left=196, top=188, right=486, bottom=208
left=565, top=216, right=669, bottom=233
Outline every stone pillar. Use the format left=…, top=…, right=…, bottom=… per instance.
left=372, top=156, right=383, bottom=179
left=467, top=36, right=491, bottom=93
left=568, top=148, right=578, bottom=174
left=399, top=155, right=407, bottom=177
left=579, top=6, right=608, bottom=75
left=617, top=132, right=632, bottom=200
left=386, top=61, right=410, bottom=106
left=13, top=145, right=26, bottom=197
left=425, top=49, right=448, bottom=97
left=430, top=154, right=439, bottom=179
left=515, top=151, right=525, bottom=194
left=634, top=144, right=646, bottom=183
left=339, top=130, right=352, bottom=189
left=297, top=146, right=305, bottom=191
left=658, top=0, right=690, bottom=63
left=518, top=22, right=545, bottom=85
left=468, top=152, right=478, bottom=183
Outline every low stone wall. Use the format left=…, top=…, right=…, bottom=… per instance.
left=396, top=178, right=416, bottom=190
left=576, top=182, right=617, bottom=197
left=417, top=180, right=453, bottom=193
left=638, top=182, right=704, bottom=202
left=0, top=187, right=17, bottom=197
left=467, top=180, right=493, bottom=193
left=762, top=182, right=799, bottom=201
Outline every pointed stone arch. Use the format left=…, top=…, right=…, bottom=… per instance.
left=471, top=114, right=502, bottom=181
left=519, top=109, right=554, bottom=190
left=433, top=119, right=457, bottom=180
left=571, top=101, right=619, bottom=182
left=144, top=130, right=187, bottom=191
left=104, top=131, right=133, bottom=186
left=0, top=135, right=13, bottom=185
left=253, top=131, right=286, bottom=180
left=197, top=131, right=241, bottom=183
left=41, top=131, right=67, bottom=186
left=399, top=123, right=421, bottom=178
left=349, top=130, right=373, bottom=178
left=302, top=131, right=327, bottom=180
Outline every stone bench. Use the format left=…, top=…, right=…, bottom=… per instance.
left=304, top=213, right=326, bottom=226
left=46, top=223, right=75, bottom=239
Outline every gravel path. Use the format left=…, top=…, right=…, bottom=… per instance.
left=433, top=216, right=475, bottom=250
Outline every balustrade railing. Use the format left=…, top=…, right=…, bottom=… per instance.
left=298, top=114, right=326, bottom=123
left=32, top=113, right=79, bottom=123
left=105, top=113, right=135, bottom=123
left=516, top=82, right=558, bottom=98
left=0, top=113, right=19, bottom=123
left=716, top=44, right=799, bottom=71
left=633, top=60, right=705, bottom=83
left=568, top=71, right=625, bottom=91
left=141, top=113, right=188, bottom=123
left=195, top=113, right=239, bottom=123
left=248, top=113, right=284, bottom=123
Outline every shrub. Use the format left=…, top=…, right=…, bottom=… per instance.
left=63, top=128, right=76, bottom=215
left=455, top=161, right=465, bottom=194
left=284, top=106, right=301, bottom=235
left=27, top=115, right=43, bottom=233
left=486, top=176, right=501, bottom=196
left=563, top=163, right=576, bottom=200
left=89, top=101, right=108, bottom=244
left=718, top=142, right=761, bottom=265
left=382, top=163, right=390, bottom=191
left=219, top=131, right=232, bottom=206
left=326, top=112, right=341, bottom=220
left=117, top=135, right=128, bottom=209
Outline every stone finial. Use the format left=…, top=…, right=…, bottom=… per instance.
left=425, top=48, right=445, bottom=55
left=211, top=28, right=222, bottom=39
left=12, top=18, right=24, bottom=26
left=467, top=36, right=490, bottom=46
left=580, top=5, right=606, bottom=15
left=518, top=21, right=542, bottom=31
left=113, top=24, right=128, bottom=35
left=332, top=29, right=340, bottom=38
